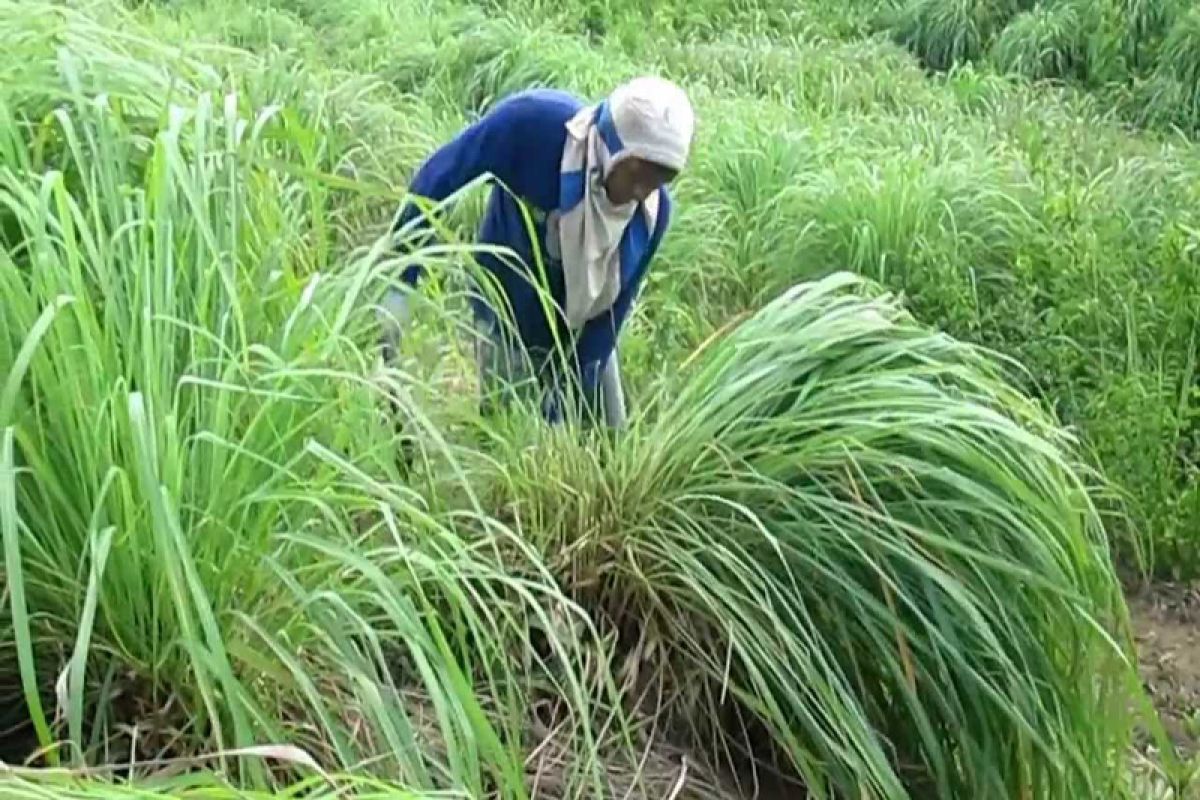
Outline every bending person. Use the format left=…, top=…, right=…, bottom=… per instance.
left=380, top=76, right=695, bottom=429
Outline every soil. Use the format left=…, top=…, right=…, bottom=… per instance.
left=1129, top=579, right=1200, bottom=758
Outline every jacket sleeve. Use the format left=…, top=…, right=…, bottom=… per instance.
left=572, top=189, right=673, bottom=404
left=389, top=97, right=530, bottom=287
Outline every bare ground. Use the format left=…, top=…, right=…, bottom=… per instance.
left=1130, top=580, right=1200, bottom=758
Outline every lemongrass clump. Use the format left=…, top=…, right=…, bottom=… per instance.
left=1156, top=5, right=1200, bottom=120
left=0, top=22, right=629, bottom=795
left=990, top=5, right=1086, bottom=81
left=890, top=0, right=1026, bottom=71
left=0, top=769, right=441, bottom=798
left=1123, top=5, right=1200, bottom=133
left=482, top=271, right=1136, bottom=799
left=1115, top=0, right=1187, bottom=69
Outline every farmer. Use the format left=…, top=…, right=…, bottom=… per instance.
left=379, top=76, right=695, bottom=429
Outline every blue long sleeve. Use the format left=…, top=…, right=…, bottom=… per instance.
left=385, top=87, right=674, bottom=427
left=390, top=97, right=534, bottom=286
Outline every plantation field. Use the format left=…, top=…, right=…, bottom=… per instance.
left=1, top=0, right=1199, bottom=797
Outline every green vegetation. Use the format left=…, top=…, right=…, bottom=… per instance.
left=887, top=0, right=1200, bottom=135
left=891, top=0, right=1028, bottom=72
left=2, top=0, right=1199, bottom=797
left=988, top=3, right=1088, bottom=81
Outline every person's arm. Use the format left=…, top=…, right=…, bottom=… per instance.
left=389, top=96, right=532, bottom=287
left=571, top=190, right=673, bottom=413
left=380, top=95, right=541, bottom=371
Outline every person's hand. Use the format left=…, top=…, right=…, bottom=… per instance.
left=376, top=287, right=415, bottom=475
left=377, top=287, right=412, bottom=364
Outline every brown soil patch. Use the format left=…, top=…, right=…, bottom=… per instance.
left=1130, top=579, right=1200, bottom=757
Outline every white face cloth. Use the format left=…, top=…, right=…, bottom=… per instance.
left=556, top=76, right=695, bottom=330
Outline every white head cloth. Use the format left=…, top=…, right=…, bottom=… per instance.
left=556, top=76, right=695, bottom=330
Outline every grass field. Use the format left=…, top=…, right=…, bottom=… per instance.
left=1, top=0, right=1199, bottom=797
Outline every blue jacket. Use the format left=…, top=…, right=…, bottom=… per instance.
left=390, top=88, right=672, bottom=409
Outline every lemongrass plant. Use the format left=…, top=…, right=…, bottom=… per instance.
left=0, top=2, right=1168, bottom=798
left=1158, top=5, right=1200, bottom=120
left=0, top=39, right=640, bottom=797
left=989, top=5, right=1087, bottom=81
left=0, top=766, right=433, bottom=799
left=889, top=0, right=1025, bottom=72
left=473, top=271, right=1143, bottom=798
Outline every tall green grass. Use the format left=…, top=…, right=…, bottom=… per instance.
left=469, top=272, right=1140, bottom=798
left=889, top=0, right=1029, bottom=72
left=0, top=0, right=1193, bottom=797
left=1156, top=6, right=1200, bottom=123
left=989, top=4, right=1086, bottom=81
left=0, top=11, right=631, bottom=794
left=0, top=766, right=438, bottom=798
left=884, top=0, right=1197, bottom=136
left=131, top=0, right=1200, bottom=579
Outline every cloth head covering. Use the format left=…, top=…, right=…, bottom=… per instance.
left=556, top=76, right=695, bottom=330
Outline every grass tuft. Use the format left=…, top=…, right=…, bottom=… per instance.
left=890, top=0, right=1028, bottom=72
left=1156, top=5, right=1200, bottom=122
left=479, top=272, right=1138, bottom=798
left=989, top=4, right=1087, bottom=81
